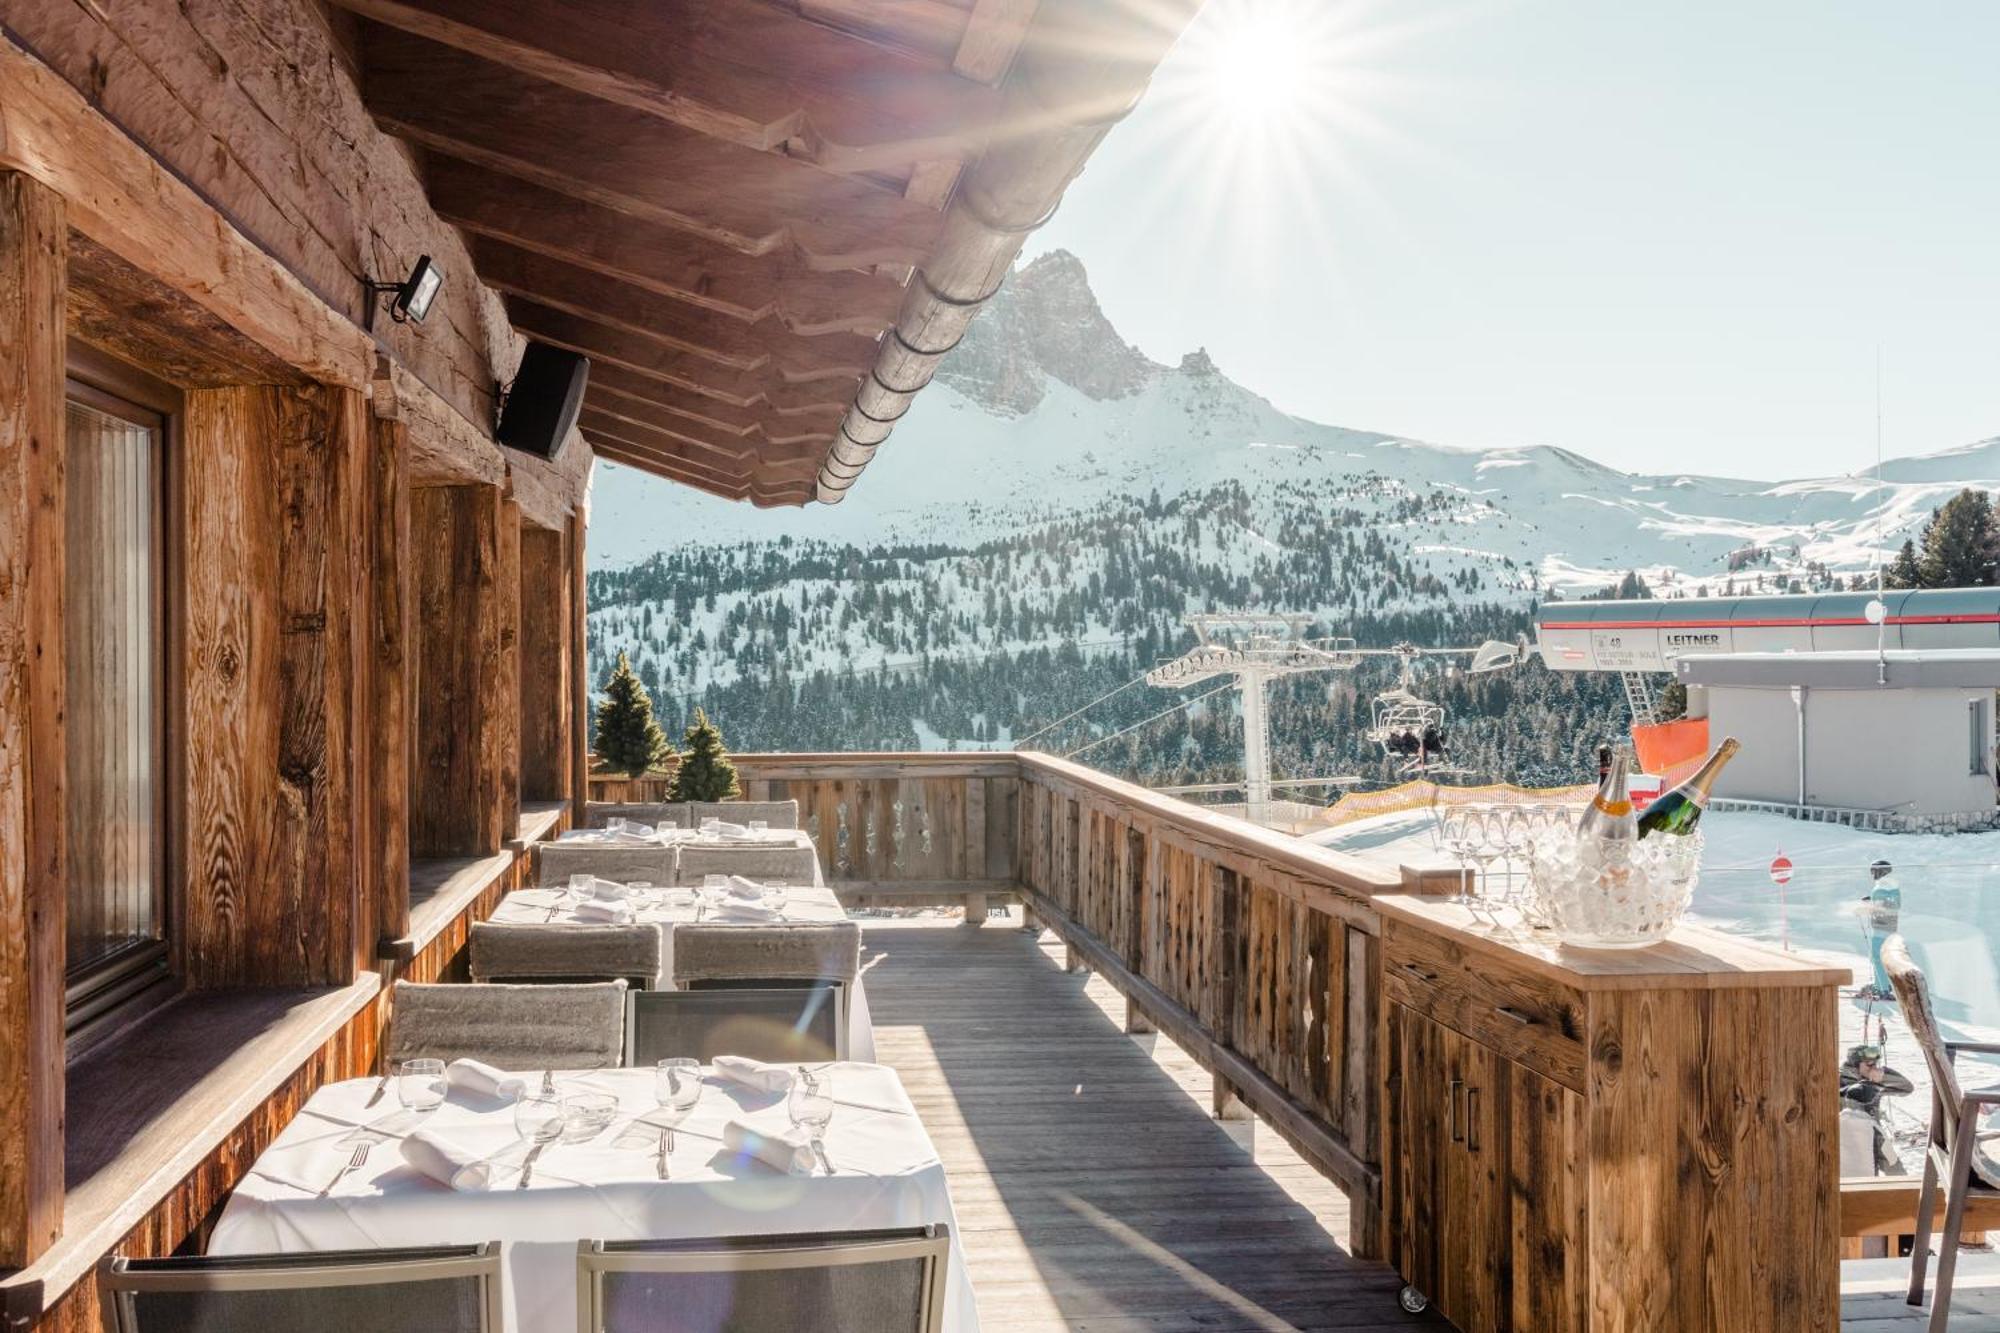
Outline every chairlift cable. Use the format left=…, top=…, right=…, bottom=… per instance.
left=1063, top=681, right=1237, bottom=760
left=1017, top=670, right=1159, bottom=747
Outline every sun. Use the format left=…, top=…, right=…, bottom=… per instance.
left=1208, top=9, right=1313, bottom=130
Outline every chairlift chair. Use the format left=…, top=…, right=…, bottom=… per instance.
left=1368, top=688, right=1452, bottom=775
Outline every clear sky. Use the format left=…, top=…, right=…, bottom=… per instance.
left=1025, top=0, right=2000, bottom=481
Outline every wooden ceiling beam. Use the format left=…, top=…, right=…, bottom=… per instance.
left=471, top=238, right=879, bottom=382
left=579, top=406, right=823, bottom=472
left=592, top=441, right=815, bottom=506
left=785, top=0, right=972, bottom=67
left=426, top=158, right=905, bottom=336
left=360, top=26, right=945, bottom=266
left=589, top=363, right=845, bottom=427
left=587, top=371, right=835, bottom=446
left=326, top=0, right=1001, bottom=174
left=507, top=300, right=857, bottom=414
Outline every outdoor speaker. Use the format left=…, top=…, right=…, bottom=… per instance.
left=498, top=341, right=589, bottom=460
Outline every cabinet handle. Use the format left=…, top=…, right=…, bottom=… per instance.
left=1494, top=1005, right=1535, bottom=1025
left=1447, top=1078, right=1463, bottom=1143
left=1401, top=962, right=1438, bottom=983
left=1466, top=1088, right=1480, bottom=1153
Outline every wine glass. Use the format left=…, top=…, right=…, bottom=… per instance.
left=396, top=1058, right=446, bottom=1114
left=763, top=878, right=789, bottom=907
left=1438, top=807, right=1478, bottom=906
left=513, top=1095, right=563, bottom=1145
left=748, top=819, right=769, bottom=837
left=567, top=873, right=595, bottom=908
left=787, top=1070, right=834, bottom=1172
left=561, top=1092, right=618, bottom=1141
left=627, top=880, right=654, bottom=908
left=655, top=1058, right=701, bottom=1120
left=606, top=816, right=629, bottom=837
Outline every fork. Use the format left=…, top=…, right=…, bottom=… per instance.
left=541, top=1069, right=556, bottom=1096
left=656, top=1128, right=672, bottom=1179
left=517, top=1140, right=546, bottom=1189
left=320, top=1143, right=370, bottom=1196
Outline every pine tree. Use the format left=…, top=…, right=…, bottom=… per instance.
left=594, top=651, right=672, bottom=777
left=1884, top=539, right=1921, bottom=590
left=1917, top=489, right=2000, bottom=589
left=668, top=707, right=741, bottom=802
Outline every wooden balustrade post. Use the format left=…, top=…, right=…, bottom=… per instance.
left=1065, top=942, right=1090, bottom=975
left=1124, top=996, right=1156, bottom=1036
left=962, top=891, right=988, bottom=926
left=1212, top=1074, right=1254, bottom=1122
left=0, top=169, right=66, bottom=1267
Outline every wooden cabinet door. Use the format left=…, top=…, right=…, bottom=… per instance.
left=1386, top=1001, right=1448, bottom=1305
left=1503, top=1060, right=1587, bottom=1333
left=1439, top=1026, right=1509, bottom=1331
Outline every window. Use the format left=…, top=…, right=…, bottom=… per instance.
left=63, top=367, right=172, bottom=1030
left=1973, top=696, right=1993, bottom=778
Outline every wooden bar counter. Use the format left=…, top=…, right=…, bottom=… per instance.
left=1376, top=895, right=1851, bottom=1332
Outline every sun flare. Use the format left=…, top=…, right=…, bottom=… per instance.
left=1209, top=10, right=1313, bottom=129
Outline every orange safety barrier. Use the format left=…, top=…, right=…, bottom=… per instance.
left=1632, top=717, right=1710, bottom=788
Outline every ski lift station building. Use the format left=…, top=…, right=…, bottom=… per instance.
left=1535, top=590, right=2000, bottom=829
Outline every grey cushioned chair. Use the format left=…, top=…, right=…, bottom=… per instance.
left=537, top=842, right=676, bottom=889
left=586, top=802, right=691, bottom=830
left=675, top=845, right=818, bottom=886
left=625, top=984, right=842, bottom=1066
left=387, top=980, right=627, bottom=1070
left=671, top=921, right=861, bottom=988
left=101, top=1242, right=503, bottom=1333
left=468, top=920, right=665, bottom=989
left=577, top=1226, right=948, bottom=1333
left=1888, top=934, right=2000, bottom=1331
left=692, top=799, right=800, bottom=830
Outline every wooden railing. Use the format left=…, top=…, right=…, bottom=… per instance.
left=731, top=750, right=1401, bottom=1253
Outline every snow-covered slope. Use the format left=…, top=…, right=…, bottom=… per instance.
left=592, top=250, right=2000, bottom=599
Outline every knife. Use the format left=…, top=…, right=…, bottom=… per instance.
left=656, top=1128, right=672, bottom=1179
left=362, top=1075, right=387, bottom=1110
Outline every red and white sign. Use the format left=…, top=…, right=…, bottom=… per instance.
left=1769, top=854, right=1794, bottom=887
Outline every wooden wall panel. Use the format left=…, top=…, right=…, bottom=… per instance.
left=494, top=494, right=522, bottom=841
left=410, top=483, right=502, bottom=858
left=0, top=170, right=67, bottom=1268
left=567, top=508, right=589, bottom=829
left=519, top=523, right=572, bottom=801
left=181, top=384, right=367, bottom=988
left=368, top=416, right=413, bottom=945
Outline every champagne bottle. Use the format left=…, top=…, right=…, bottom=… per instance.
left=1636, top=736, right=1741, bottom=839
left=1578, top=750, right=1637, bottom=843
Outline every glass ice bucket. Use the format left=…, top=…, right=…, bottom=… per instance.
left=1526, top=829, right=1703, bottom=948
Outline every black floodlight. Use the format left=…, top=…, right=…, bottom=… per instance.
left=364, top=255, right=442, bottom=330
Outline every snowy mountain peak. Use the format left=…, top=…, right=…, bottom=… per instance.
left=934, top=248, right=1158, bottom=415
left=1180, top=347, right=1219, bottom=376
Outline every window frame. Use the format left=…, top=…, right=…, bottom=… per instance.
left=61, top=343, right=182, bottom=1046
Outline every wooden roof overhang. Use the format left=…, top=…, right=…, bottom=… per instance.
left=335, top=0, right=1201, bottom=506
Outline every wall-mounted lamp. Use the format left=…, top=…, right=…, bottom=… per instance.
left=363, top=255, right=443, bottom=331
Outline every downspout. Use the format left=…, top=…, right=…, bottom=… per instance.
left=815, top=0, right=1202, bottom=503
left=1791, top=685, right=1808, bottom=813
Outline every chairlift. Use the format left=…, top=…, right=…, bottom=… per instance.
left=1367, top=648, right=1456, bottom=774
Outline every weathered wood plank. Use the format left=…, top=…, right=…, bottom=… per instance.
left=518, top=523, right=572, bottom=801
left=0, top=170, right=66, bottom=1268
left=494, top=492, right=522, bottom=842
left=367, top=415, right=413, bottom=945
left=409, top=483, right=503, bottom=857
left=567, top=509, right=590, bottom=830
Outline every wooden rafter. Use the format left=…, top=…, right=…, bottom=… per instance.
left=506, top=301, right=856, bottom=414
left=578, top=406, right=820, bottom=472
left=360, top=26, right=945, bottom=266
left=326, top=0, right=1002, bottom=174
left=425, top=159, right=905, bottom=336
left=471, top=239, right=879, bottom=381
left=588, top=437, right=816, bottom=505
left=587, top=368, right=836, bottom=445
left=786, top=0, right=972, bottom=67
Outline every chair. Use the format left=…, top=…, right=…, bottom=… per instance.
left=576, top=1226, right=948, bottom=1333
left=538, top=842, right=675, bottom=889
left=100, top=1242, right=503, bottom=1333
left=468, top=920, right=665, bottom=988
left=692, top=799, right=800, bottom=830
left=625, top=984, right=843, bottom=1066
left=586, top=801, right=691, bottom=830
left=1886, top=934, right=2000, bottom=1330
left=671, top=921, right=860, bottom=988
left=387, top=980, right=627, bottom=1070
left=675, top=845, right=818, bottom=887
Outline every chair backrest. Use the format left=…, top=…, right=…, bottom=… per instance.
left=586, top=802, right=691, bottom=830
left=101, top=1242, right=503, bottom=1333
left=468, top=920, right=664, bottom=988
left=1884, top=934, right=1965, bottom=1151
left=578, top=1226, right=948, bottom=1333
left=675, top=845, right=818, bottom=887
left=625, top=984, right=842, bottom=1066
left=537, top=843, right=676, bottom=889
left=671, top=922, right=861, bottom=987
left=692, top=800, right=800, bottom=830
left=388, top=980, right=627, bottom=1070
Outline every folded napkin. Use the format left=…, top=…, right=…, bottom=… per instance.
left=592, top=831, right=659, bottom=846
left=590, top=878, right=629, bottom=901
left=573, top=899, right=634, bottom=923
left=726, top=874, right=765, bottom=899
left=708, top=820, right=751, bottom=837
left=400, top=1129, right=491, bottom=1191
left=713, top=900, right=783, bottom=923
left=446, top=1058, right=525, bottom=1101
left=712, top=1055, right=796, bottom=1093
left=723, top=1119, right=813, bottom=1174
left=622, top=821, right=656, bottom=836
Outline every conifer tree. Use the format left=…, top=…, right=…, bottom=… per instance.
left=1884, top=539, right=1922, bottom=590
left=668, top=707, right=741, bottom=802
left=1917, top=488, right=2000, bottom=589
left=594, top=651, right=672, bottom=777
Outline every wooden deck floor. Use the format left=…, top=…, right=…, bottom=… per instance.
left=858, top=915, right=2000, bottom=1332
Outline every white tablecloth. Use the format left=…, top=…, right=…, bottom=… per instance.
left=211, top=1065, right=976, bottom=1333
left=558, top=828, right=817, bottom=853
left=488, top=882, right=875, bottom=1062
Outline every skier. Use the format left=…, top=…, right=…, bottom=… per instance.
left=1861, top=860, right=1901, bottom=1001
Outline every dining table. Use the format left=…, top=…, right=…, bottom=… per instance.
left=209, top=1063, right=978, bottom=1333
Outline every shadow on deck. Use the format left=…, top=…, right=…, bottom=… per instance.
left=858, top=916, right=1428, bottom=1332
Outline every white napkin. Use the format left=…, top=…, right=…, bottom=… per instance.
left=446, top=1058, right=525, bottom=1101
left=400, top=1129, right=492, bottom=1191
left=723, top=1119, right=813, bottom=1174
left=622, top=821, right=656, bottom=836
left=590, top=878, right=629, bottom=901
left=714, top=900, right=782, bottom=923
left=710, top=820, right=751, bottom=837
left=712, top=1055, right=796, bottom=1093
left=726, top=874, right=765, bottom=899
left=574, top=899, right=634, bottom=923
left=594, top=831, right=658, bottom=846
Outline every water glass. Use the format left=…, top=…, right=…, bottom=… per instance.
left=788, top=1070, right=834, bottom=1144
left=700, top=816, right=721, bottom=834
left=561, top=1091, right=618, bottom=1141
left=763, top=878, right=788, bottom=905
left=748, top=819, right=769, bottom=835
left=567, top=873, right=595, bottom=907
left=627, top=880, right=653, bottom=906
left=396, top=1058, right=446, bottom=1114
left=513, top=1095, right=564, bottom=1144
left=606, top=816, right=629, bottom=836
left=654, top=1058, right=701, bottom=1120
